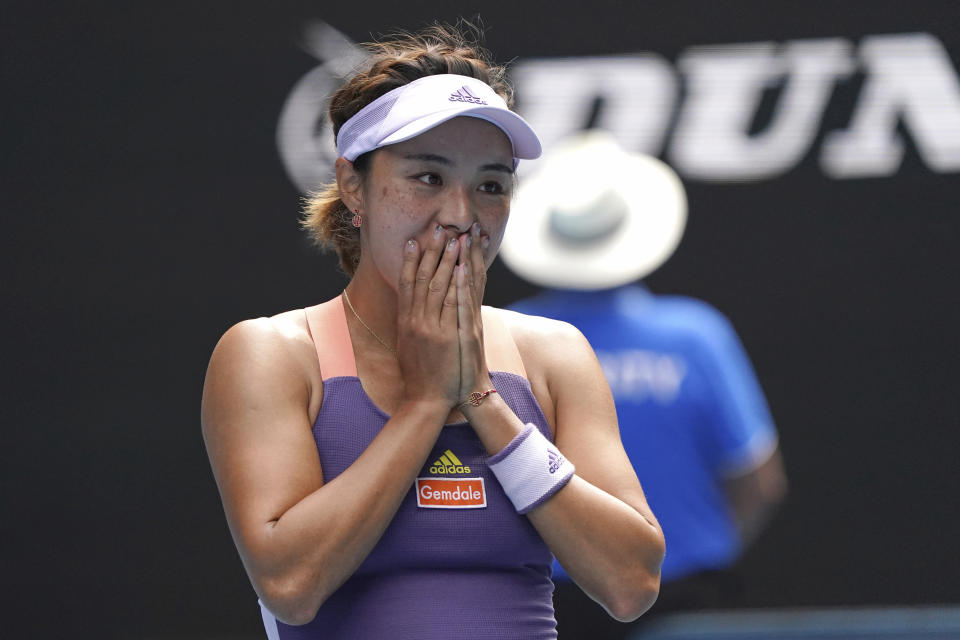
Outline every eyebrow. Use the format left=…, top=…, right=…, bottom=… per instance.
left=403, top=153, right=514, bottom=175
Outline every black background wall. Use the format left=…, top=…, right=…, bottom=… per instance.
left=3, top=2, right=958, bottom=638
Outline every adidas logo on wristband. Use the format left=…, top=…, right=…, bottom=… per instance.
left=488, top=423, right=576, bottom=514
left=547, top=449, right=565, bottom=474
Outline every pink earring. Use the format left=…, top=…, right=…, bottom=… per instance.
left=351, top=209, right=362, bottom=228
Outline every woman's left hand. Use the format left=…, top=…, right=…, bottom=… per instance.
left=455, top=223, right=492, bottom=402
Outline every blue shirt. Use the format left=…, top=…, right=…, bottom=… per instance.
left=509, top=285, right=778, bottom=582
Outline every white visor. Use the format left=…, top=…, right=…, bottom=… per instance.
left=336, top=74, right=542, bottom=165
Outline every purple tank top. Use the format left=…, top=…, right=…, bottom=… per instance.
left=261, top=370, right=558, bottom=639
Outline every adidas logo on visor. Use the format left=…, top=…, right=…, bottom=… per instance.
left=429, top=449, right=472, bottom=474
left=449, top=85, right=487, bottom=105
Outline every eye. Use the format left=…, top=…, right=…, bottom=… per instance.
left=478, top=180, right=507, bottom=195
left=415, top=173, right=442, bottom=186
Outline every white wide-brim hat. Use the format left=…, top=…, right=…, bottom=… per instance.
left=500, top=130, right=687, bottom=290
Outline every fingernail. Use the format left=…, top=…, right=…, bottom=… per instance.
left=434, top=224, right=444, bottom=239
left=447, top=237, right=458, bottom=251
left=465, top=234, right=472, bottom=248
left=406, top=239, right=417, bottom=253
left=471, top=222, right=480, bottom=236
left=481, top=236, right=490, bottom=250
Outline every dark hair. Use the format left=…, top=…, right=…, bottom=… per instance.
left=302, top=22, right=514, bottom=276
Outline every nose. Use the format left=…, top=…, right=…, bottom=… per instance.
left=436, top=185, right=474, bottom=234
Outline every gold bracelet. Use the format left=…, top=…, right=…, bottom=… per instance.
left=459, top=388, right=497, bottom=408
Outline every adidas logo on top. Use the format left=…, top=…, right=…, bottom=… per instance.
left=449, top=85, right=487, bottom=105
left=547, top=448, right=565, bottom=474
left=429, top=449, right=472, bottom=474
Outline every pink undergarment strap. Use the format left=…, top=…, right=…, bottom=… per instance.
left=304, top=296, right=358, bottom=380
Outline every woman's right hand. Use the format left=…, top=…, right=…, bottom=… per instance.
left=396, top=226, right=462, bottom=408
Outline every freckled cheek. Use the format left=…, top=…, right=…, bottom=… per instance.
left=374, top=187, right=424, bottom=224
left=367, top=190, right=428, bottom=281
left=370, top=188, right=420, bottom=238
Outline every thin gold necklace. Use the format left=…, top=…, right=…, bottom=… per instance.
left=342, top=289, right=396, bottom=354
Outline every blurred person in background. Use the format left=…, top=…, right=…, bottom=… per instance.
left=504, top=131, right=787, bottom=639
left=201, top=27, right=664, bottom=639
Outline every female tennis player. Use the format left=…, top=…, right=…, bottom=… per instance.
left=201, top=24, right=665, bottom=639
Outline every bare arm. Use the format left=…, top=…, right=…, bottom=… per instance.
left=507, top=316, right=665, bottom=621
left=201, top=319, right=450, bottom=624
left=201, top=231, right=466, bottom=624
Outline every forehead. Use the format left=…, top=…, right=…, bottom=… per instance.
left=385, top=116, right=513, bottom=163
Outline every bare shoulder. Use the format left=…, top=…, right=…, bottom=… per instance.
left=490, top=307, right=604, bottom=427
left=201, top=309, right=321, bottom=433
left=494, top=307, right=595, bottom=372
left=208, top=309, right=315, bottom=380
